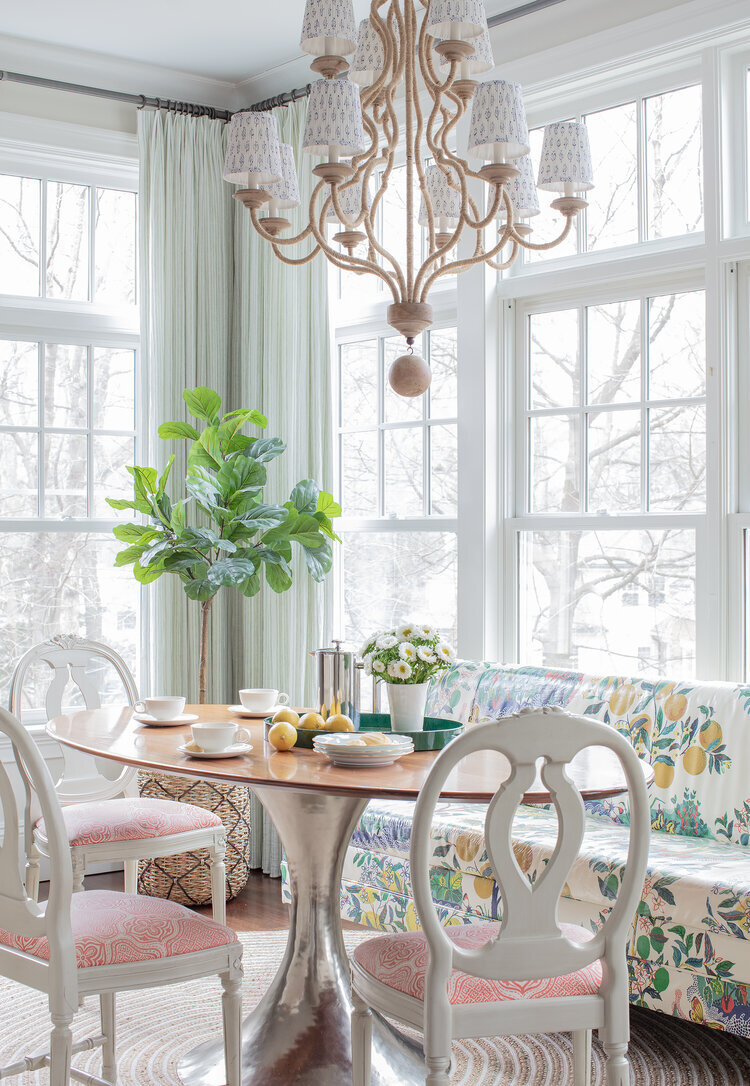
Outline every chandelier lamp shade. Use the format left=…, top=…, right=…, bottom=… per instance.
left=224, top=0, right=594, bottom=394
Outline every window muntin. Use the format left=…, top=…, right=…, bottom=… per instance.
left=525, top=290, right=706, bottom=516
left=0, top=172, right=136, bottom=305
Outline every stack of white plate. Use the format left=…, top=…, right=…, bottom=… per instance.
left=312, top=732, right=414, bottom=767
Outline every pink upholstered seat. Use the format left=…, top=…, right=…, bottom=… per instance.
left=36, top=797, right=222, bottom=847
left=0, top=890, right=237, bottom=968
left=352, top=921, right=602, bottom=1005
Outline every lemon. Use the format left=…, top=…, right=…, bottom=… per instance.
left=609, top=684, right=636, bottom=717
left=653, top=761, right=675, bottom=789
left=664, top=693, right=687, bottom=722
left=360, top=732, right=391, bottom=746
left=323, top=713, right=355, bottom=732
left=267, top=721, right=298, bottom=751
left=682, top=745, right=707, bottom=775
left=299, top=711, right=326, bottom=731
left=272, top=707, right=300, bottom=727
left=699, top=720, right=722, bottom=751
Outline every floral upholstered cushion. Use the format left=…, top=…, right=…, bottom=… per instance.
left=352, top=921, right=601, bottom=1004
left=36, top=797, right=222, bottom=847
left=0, top=891, right=237, bottom=968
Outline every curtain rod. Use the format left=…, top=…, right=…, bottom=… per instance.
left=0, top=69, right=312, bottom=120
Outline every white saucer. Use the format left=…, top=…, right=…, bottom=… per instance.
left=227, top=704, right=287, bottom=719
left=178, top=742, right=253, bottom=759
left=133, top=712, right=199, bottom=727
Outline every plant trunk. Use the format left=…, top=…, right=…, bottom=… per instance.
left=199, top=597, right=213, bottom=705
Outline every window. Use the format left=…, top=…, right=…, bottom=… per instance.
left=517, top=287, right=705, bottom=675
left=336, top=326, right=458, bottom=671
left=0, top=151, right=139, bottom=716
left=524, top=83, right=703, bottom=263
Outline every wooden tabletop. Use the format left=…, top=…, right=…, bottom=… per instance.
left=47, top=704, right=651, bottom=804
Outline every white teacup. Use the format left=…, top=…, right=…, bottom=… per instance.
left=238, top=688, right=289, bottom=713
left=191, top=721, right=249, bottom=753
left=135, top=695, right=185, bottom=720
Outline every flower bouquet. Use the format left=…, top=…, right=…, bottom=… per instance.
left=360, top=621, right=455, bottom=732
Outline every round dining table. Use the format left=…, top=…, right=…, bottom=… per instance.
left=48, top=704, right=651, bottom=1086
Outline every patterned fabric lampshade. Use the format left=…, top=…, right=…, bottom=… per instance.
left=494, top=155, right=540, bottom=220
left=467, top=79, right=529, bottom=162
left=325, top=179, right=368, bottom=223
left=425, top=0, right=486, bottom=41
left=436, top=20, right=494, bottom=75
left=262, top=144, right=301, bottom=210
left=223, top=112, right=283, bottom=186
left=418, top=164, right=462, bottom=227
left=349, top=19, right=386, bottom=86
left=302, top=79, right=368, bottom=157
left=299, top=0, right=357, bottom=57
left=537, top=121, right=594, bottom=192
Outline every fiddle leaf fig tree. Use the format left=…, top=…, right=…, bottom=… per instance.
left=107, top=386, right=341, bottom=703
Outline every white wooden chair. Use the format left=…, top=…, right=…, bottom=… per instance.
left=0, top=704, right=243, bottom=1086
left=350, top=707, right=650, bottom=1086
left=9, top=636, right=227, bottom=923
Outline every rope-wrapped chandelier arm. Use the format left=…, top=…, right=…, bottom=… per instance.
left=486, top=240, right=520, bottom=271
left=248, top=212, right=316, bottom=250
left=270, top=241, right=323, bottom=265
left=308, top=187, right=402, bottom=300
left=513, top=213, right=575, bottom=251
left=419, top=191, right=516, bottom=299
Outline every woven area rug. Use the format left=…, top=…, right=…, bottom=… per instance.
left=1, top=929, right=749, bottom=1085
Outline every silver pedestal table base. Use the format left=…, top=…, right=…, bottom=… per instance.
left=178, top=785, right=426, bottom=1086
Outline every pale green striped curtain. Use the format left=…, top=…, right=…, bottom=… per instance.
left=138, top=103, right=334, bottom=875
left=231, top=100, right=334, bottom=873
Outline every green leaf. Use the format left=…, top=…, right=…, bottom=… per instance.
left=113, top=523, right=161, bottom=545
left=183, top=386, right=222, bottom=423
left=158, top=421, right=200, bottom=441
left=162, top=552, right=203, bottom=572
left=198, top=426, right=223, bottom=468
left=235, top=504, right=288, bottom=534
left=141, top=540, right=173, bottom=566
left=653, top=967, right=670, bottom=993
left=238, top=573, right=262, bottom=597
left=223, top=407, right=267, bottom=427
left=289, top=478, right=319, bottom=514
left=636, top=935, right=651, bottom=960
left=304, top=539, right=333, bottom=581
left=207, top=556, right=259, bottom=587
left=184, top=578, right=217, bottom=601
left=243, top=436, right=285, bottom=463
left=265, top=561, right=293, bottom=594
left=316, top=490, right=341, bottom=519
left=157, top=454, right=175, bottom=496
left=127, top=465, right=158, bottom=494
left=187, top=443, right=221, bottom=472
left=171, top=501, right=187, bottom=531
left=286, top=513, right=325, bottom=548
left=106, top=497, right=141, bottom=512
left=114, top=545, right=146, bottom=567
left=132, top=560, right=164, bottom=584
left=313, top=510, right=342, bottom=544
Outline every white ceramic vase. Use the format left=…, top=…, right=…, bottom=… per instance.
left=386, top=681, right=430, bottom=733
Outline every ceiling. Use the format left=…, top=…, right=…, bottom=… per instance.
left=0, top=0, right=536, bottom=85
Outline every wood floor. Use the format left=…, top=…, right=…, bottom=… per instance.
left=54, top=869, right=363, bottom=932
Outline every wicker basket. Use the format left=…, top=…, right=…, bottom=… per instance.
left=137, top=771, right=251, bottom=907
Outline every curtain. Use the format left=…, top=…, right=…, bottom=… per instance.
left=231, top=100, right=335, bottom=874
left=138, top=111, right=235, bottom=704
left=138, top=102, right=334, bottom=875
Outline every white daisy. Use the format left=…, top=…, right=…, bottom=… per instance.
left=417, top=646, right=436, bottom=663
left=418, top=624, right=434, bottom=638
left=359, top=638, right=375, bottom=657
left=363, top=657, right=373, bottom=676
left=387, top=660, right=412, bottom=680
left=372, top=659, right=385, bottom=674
left=396, top=622, right=417, bottom=641
left=398, top=641, right=416, bottom=661
left=435, top=642, right=454, bottom=661
left=376, top=633, right=398, bottom=650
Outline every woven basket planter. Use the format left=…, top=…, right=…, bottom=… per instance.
left=137, top=771, right=251, bottom=907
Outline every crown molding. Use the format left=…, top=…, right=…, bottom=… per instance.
left=0, top=110, right=138, bottom=166
left=232, top=55, right=313, bottom=110
left=0, top=32, right=236, bottom=110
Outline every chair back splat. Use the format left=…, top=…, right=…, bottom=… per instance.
left=411, top=706, right=650, bottom=987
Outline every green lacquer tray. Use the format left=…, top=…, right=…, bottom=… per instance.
left=265, top=714, right=463, bottom=750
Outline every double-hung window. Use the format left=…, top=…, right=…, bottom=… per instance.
left=0, top=132, right=140, bottom=714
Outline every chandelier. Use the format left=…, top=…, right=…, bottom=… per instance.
left=223, top=0, right=594, bottom=396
